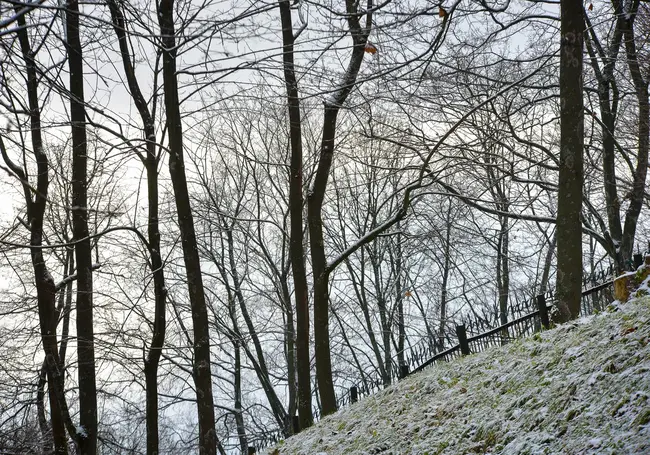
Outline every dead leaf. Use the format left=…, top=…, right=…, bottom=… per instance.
left=622, top=326, right=636, bottom=336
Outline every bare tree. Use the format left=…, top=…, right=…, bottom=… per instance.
left=556, top=0, right=584, bottom=320
left=307, top=0, right=375, bottom=416
left=105, top=2, right=167, bottom=453
left=156, top=0, right=220, bottom=452
left=65, top=0, right=98, bottom=450
left=277, top=0, right=313, bottom=431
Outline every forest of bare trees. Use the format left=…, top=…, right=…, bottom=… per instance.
left=0, top=0, right=648, bottom=453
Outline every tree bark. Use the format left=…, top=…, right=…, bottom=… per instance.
left=106, top=3, right=167, bottom=452
left=156, top=1, right=218, bottom=452
left=6, top=14, right=69, bottom=449
left=439, top=203, right=453, bottom=351
left=540, top=233, right=557, bottom=294
left=497, top=216, right=510, bottom=326
left=233, top=340, right=248, bottom=454
left=621, top=0, right=649, bottom=269
left=225, top=229, right=288, bottom=430
left=344, top=256, right=387, bottom=381
left=556, top=0, right=584, bottom=321
left=395, top=229, right=406, bottom=371
left=584, top=8, right=625, bottom=269
left=66, top=1, right=98, bottom=450
left=277, top=0, right=314, bottom=431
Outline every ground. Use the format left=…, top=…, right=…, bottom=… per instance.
left=266, top=296, right=650, bottom=455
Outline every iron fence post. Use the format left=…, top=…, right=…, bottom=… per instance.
left=350, top=386, right=358, bottom=404
left=536, top=294, right=550, bottom=329
left=456, top=324, right=470, bottom=355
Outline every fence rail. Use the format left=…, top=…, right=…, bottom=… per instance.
left=252, top=269, right=617, bottom=452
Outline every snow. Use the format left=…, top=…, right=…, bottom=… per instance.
left=265, top=296, right=650, bottom=455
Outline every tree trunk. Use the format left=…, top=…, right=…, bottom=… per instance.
left=344, top=256, right=387, bottom=382
left=540, top=233, right=557, bottom=294
left=277, top=0, right=313, bottom=431
left=438, top=203, right=453, bottom=351
left=67, top=0, right=98, bottom=447
left=498, top=216, right=510, bottom=326
left=369, top=247, right=391, bottom=386
left=225, top=230, right=288, bottom=430
left=556, top=0, right=584, bottom=321
left=280, top=278, right=298, bottom=434
left=157, top=1, right=218, bottom=452
left=621, top=0, right=649, bottom=268
left=106, top=3, right=167, bottom=452
left=395, top=230, right=406, bottom=371
left=233, top=340, right=248, bottom=454
left=1, top=9, right=73, bottom=454
left=584, top=9, right=625, bottom=269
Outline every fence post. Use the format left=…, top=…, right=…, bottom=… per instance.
left=536, top=294, right=550, bottom=329
left=292, top=414, right=300, bottom=434
left=399, top=364, right=409, bottom=379
left=350, top=386, right=358, bottom=404
left=456, top=324, right=470, bottom=355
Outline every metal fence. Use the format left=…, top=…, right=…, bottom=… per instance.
left=252, top=265, right=618, bottom=453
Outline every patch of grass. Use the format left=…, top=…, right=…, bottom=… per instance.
left=611, top=397, right=629, bottom=416
left=633, top=408, right=650, bottom=426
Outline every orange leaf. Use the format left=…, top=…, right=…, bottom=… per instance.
left=588, top=3, right=593, bottom=10
left=364, top=42, right=377, bottom=54
left=405, top=290, right=412, bottom=297
left=622, top=327, right=636, bottom=336
left=439, top=6, right=447, bottom=17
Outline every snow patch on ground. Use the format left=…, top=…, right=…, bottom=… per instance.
left=267, top=297, right=650, bottom=454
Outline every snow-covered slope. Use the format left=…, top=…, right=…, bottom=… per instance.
left=268, top=297, right=650, bottom=455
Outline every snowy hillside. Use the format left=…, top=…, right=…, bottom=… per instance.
left=267, top=297, right=650, bottom=455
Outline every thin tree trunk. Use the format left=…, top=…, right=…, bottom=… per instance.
left=66, top=1, right=98, bottom=450
left=620, top=0, right=649, bottom=267
left=36, top=253, right=70, bottom=453
left=584, top=10, right=625, bottom=268
left=540, top=233, right=557, bottom=294
left=439, top=211, right=452, bottom=351
left=307, top=0, right=373, bottom=415
left=225, top=230, right=288, bottom=430
left=277, top=0, right=313, bottom=431
left=1, top=9, right=72, bottom=454
left=233, top=340, right=248, bottom=454
left=106, top=3, right=167, bottom=452
left=280, top=278, right=298, bottom=434
left=395, top=230, right=405, bottom=372
left=344, top=257, right=387, bottom=382
left=556, top=0, right=584, bottom=321
left=157, top=1, right=218, bottom=452
left=369, top=248, right=391, bottom=386
left=498, top=216, right=510, bottom=326
left=59, top=249, right=74, bottom=374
